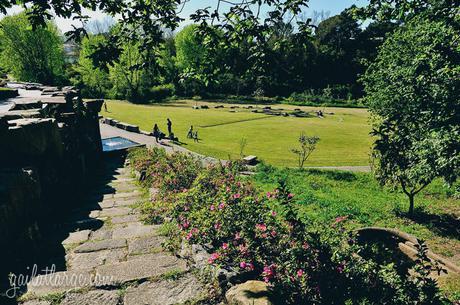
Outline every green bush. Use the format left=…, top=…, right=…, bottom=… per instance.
left=128, top=147, right=447, bottom=304
left=149, top=83, right=175, bottom=101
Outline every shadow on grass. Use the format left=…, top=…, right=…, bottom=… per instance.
left=401, top=208, right=460, bottom=240
left=306, top=169, right=357, bottom=182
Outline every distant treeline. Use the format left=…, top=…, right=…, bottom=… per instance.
left=0, top=9, right=396, bottom=107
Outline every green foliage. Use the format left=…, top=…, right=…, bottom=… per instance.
left=0, top=13, right=65, bottom=84
left=149, top=83, right=175, bottom=102
left=291, top=133, right=320, bottom=169
left=72, top=35, right=111, bottom=97
left=129, top=147, right=449, bottom=304
left=362, top=17, right=460, bottom=215
left=175, top=25, right=205, bottom=73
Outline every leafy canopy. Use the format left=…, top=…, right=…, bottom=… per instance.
left=362, top=17, right=460, bottom=214
left=0, top=13, right=65, bottom=84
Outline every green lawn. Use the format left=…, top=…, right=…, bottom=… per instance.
left=252, top=165, right=460, bottom=300
left=102, top=99, right=372, bottom=167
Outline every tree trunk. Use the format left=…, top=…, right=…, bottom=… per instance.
left=408, top=193, right=415, bottom=216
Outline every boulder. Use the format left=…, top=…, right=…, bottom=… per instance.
left=226, top=281, right=273, bottom=305
left=243, top=155, right=258, bottom=165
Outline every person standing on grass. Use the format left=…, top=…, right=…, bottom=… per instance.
left=167, top=118, right=172, bottom=136
left=152, top=124, right=160, bottom=143
left=187, top=125, right=193, bottom=138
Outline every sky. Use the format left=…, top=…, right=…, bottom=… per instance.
left=3, top=0, right=368, bottom=33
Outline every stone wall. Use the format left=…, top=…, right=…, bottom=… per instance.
left=0, top=85, right=103, bottom=288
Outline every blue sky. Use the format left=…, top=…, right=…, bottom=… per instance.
left=181, top=0, right=368, bottom=17
left=4, top=0, right=369, bottom=32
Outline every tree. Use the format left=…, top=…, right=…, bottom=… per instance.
left=362, top=17, right=460, bottom=215
left=108, top=41, right=150, bottom=101
left=314, top=9, right=363, bottom=88
left=72, top=35, right=111, bottom=98
left=0, top=13, right=65, bottom=84
left=291, top=133, right=320, bottom=169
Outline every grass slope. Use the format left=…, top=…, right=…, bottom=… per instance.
left=253, top=165, right=460, bottom=300
left=101, top=99, right=372, bottom=167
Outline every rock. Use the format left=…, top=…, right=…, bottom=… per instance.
left=123, top=274, right=204, bottom=305
left=112, top=214, right=140, bottom=224
left=95, top=253, right=187, bottom=284
left=113, top=198, right=138, bottom=207
left=74, top=238, right=127, bottom=253
left=243, top=155, right=258, bottom=165
left=61, top=290, right=121, bottom=305
left=98, top=207, right=132, bottom=217
left=27, top=270, right=94, bottom=297
left=67, top=249, right=127, bottom=270
left=226, top=281, right=273, bottom=305
left=62, top=230, right=92, bottom=245
left=112, top=223, right=159, bottom=239
left=128, top=235, right=165, bottom=255
left=90, top=228, right=113, bottom=240
left=21, top=300, right=51, bottom=305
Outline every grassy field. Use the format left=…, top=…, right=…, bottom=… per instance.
left=252, top=165, right=460, bottom=300
left=101, top=99, right=372, bottom=167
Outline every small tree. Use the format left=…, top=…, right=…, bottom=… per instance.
left=291, top=133, right=320, bottom=169
left=239, top=138, right=248, bottom=158
left=362, top=17, right=460, bottom=215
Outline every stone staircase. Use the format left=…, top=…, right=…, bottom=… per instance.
left=21, top=156, right=206, bottom=305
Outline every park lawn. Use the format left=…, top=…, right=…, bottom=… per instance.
left=101, top=99, right=372, bottom=167
left=252, top=165, right=460, bottom=300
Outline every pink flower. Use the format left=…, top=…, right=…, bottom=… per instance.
left=214, top=222, right=221, bottom=230
left=208, top=252, right=220, bottom=264
left=337, top=264, right=345, bottom=273
left=271, top=230, right=277, bottom=237
left=233, top=193, right=241, bottom=199
left=218, top=203, right=225, bottom=210
left=266, top=191, right=272, bottom=198
left=288, top=193, right=294, bottom=199
left=302, top=243, right=310, bottom=250
left=262, top=264, right=276, bottom=282
left=234, top=232, right=241, bottom=240
left=239, top=244, right=248, bottom=255
left=222, top=243, right=229, bottom=250
left=210, top=205, right=215, bottom=211
left=182, top=220, right=190, bottom=229
left=256, top=223, right=267, bottom=232
left=271, top=211, right=277, bottom=217
left=240, top=261, right=247, bottom=269
left=261, top=233, right=268, bottom=239
left=334, top=215, right=348, bottom=224
left=182, top=188, right=188, bottom=193
left=297, top=269, right=304, bottom=277
left=226, top=186, right=231, bottom=192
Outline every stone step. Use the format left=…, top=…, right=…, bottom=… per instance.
left=123, top=273, right=204, bottom=305
left=95, top=253, right=188, bottom=285
left=74, top=238, right=127, bottom=253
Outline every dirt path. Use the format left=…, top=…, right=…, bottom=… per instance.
left=21, top=155, right=207, bottom=305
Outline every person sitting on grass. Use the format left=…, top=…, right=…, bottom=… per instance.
left=193, top=131, right=199, bottom=143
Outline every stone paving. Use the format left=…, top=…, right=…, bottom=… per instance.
left=21, top=157, right=207, bottom=305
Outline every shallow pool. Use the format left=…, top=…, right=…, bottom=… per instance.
left=102, top=136, right=143, bottom=152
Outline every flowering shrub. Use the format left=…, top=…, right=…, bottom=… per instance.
left=129, top=148, right=447, bottom=304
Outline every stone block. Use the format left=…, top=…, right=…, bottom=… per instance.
left=74, top=238, right=126, bottom=253
left=61, top=290, right=121, bottom=305
left=95, top=253, right=187, bottom=284
left=226, top=281, right=273, bottom=305
left=123, top=274, right=204, bottom=305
